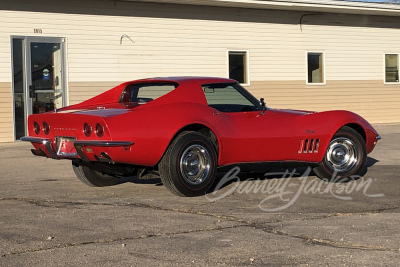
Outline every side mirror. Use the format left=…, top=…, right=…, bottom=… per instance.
left=260, top=98, right=266, bottom=115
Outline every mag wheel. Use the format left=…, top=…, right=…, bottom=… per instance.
left=314, top=126, right=367, bottom=181
left=72, top=162, right=120, bottom=187
left=158, top=131, right=217, bottom=197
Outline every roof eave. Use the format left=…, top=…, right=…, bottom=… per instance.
left=121, top=0, right=400, bottom=17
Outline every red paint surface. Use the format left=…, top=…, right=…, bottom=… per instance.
left=26, top=77, right=380, bottom=167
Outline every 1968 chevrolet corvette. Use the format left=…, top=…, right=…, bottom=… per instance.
left=22, top=77, right=381, bottom=196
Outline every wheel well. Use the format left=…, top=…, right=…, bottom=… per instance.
left=175, top=124, right=219, bottom=154
left=343, top=123, right=366, bottom=142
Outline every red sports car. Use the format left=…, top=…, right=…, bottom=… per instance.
left=22, top=77, right=381, bottom=196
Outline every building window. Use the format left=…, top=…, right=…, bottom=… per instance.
left=228, top=51, right=248, bottom=84
left=307, top=52, right=325, bottom=84
left=385, top=54, right=399, bottom=83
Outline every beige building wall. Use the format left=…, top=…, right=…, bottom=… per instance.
left=248, top=80, right=400, bottom=124
left=0, top=82, right=13, bottom=142
left=0, top=0, right=399, bottom=142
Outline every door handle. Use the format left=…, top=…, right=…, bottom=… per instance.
left=29, top=85, right=35, bottom=98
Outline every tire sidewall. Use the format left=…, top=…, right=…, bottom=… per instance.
left=169, top=133, right=217, bottom=194
left=72, top=162, right=119, bottom=187
left=320, top=128, right=366, bottom=179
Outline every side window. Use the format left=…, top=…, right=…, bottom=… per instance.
left=385, top=54, right=399, bottom=83
left=307, top=52, right=325, bottom=84
left=120, top=83, right=177, bottom=103
left=136, top=85, right=176, bottom=101
left=202, top=83, right=258, bottom=113
left=228, top=51, right=249, bottom=84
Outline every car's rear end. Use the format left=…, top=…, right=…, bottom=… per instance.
left=22, top=109, right=134, bottom=164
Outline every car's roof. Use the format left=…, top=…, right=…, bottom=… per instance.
left=125, top=76, right=237, bottom=85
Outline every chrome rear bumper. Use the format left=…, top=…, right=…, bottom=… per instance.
left=21, top=136, right=133, bottom=162
left=20, top=136, right=59, bottom=159
left=73, top=140, right=134, bottom=162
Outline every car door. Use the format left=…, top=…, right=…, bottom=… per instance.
left=202, top=83, right=293, bottom=166
left=211, top=108, right=293, bottom=166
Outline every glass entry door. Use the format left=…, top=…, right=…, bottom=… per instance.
left=12, top=37, right=66, bottom=140
left=28, top=39, right=65, bottom=114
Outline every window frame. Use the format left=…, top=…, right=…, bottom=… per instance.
left=384, top=53, right=399, bottom=84
left=306, top=51, right=326, bottom=85
left=227, top=50, right=250, bottom=86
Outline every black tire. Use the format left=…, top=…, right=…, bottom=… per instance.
left=314, top=126, right=367, bottom=181
left=158, top=131, right=217, bottom=197
left=72, top=162, right=120, bottom=187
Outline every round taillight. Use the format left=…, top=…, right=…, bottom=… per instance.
left=43, top=121, right=50, bottom=135
left=83, top=123, right=92, bottom=137
left=34, top=121, right=41, bottom=135
left=95, top=123, right=104, bottom=138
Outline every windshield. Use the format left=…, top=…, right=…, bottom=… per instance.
left=120, top=82, right=178, bottom=104
left=202, top=83, right=261, bottom=112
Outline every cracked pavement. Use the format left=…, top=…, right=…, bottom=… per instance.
left=0, top=124, right=399, bottom=266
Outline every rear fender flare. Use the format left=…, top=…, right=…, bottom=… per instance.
left=157, top=123, right=221, bottom=166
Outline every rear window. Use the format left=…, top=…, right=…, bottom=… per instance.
left=120, top=82, right=177, bottom=104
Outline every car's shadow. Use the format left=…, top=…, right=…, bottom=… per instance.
left=114, top=157, right=380, bottom=194
left=116, top=176, right=162, bottom=186
left=366, top=157, right=379, bottom=167
left=207, top=156, right=380, bottom=193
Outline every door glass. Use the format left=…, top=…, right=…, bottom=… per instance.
left=30, top=42, right=63, bottom=114
left=12, top=39, right=26, bottom=139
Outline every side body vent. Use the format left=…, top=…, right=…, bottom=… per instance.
left=298, top=139, right=320, bottom=154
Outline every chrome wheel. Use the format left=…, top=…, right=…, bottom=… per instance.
left=159, top=131, right=217, bottom=197
left=314, top=127, right=367, bottom=180
left=179, top=144, right=211, bottom=185
left=325, top=137, right=358, bottom=172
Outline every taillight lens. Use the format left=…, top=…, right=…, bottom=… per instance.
left=95, top=123, right=104, bottom=137
left=43, top=121, right=50, bottom=135
left=34, top=121, right=40, bottom=135
left=83, top=123, right=92, bottom=137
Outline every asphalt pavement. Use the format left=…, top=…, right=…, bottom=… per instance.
left=0, top=124, right=399, bottom=266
